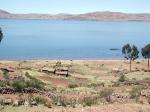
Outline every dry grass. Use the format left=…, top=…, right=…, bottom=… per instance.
left=0, top=60, right=149, bottom=112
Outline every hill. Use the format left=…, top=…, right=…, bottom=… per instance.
left=0, top=9, right=150, bottom=21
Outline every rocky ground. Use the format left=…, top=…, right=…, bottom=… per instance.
left=0, top=60, right=150, bottom=112
left=0, top=104, right=150, bottom=112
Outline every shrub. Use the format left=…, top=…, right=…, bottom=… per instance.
left=68, top=84, right=79, bottom=88
left=34, top=96, right=46, bottom=104
left=28, top=93, right=34, bottom=107
left=99, top=88, right=113, bottom=98
left=54, top=61, right=62, bottom=68
left=112, top=81, right=120, bottom=87
left=12, top=80, right=26, bottom=92
left=26, top=80, right=44, bottom=90
left=3, top=70, right=9, bottom=80
left=58, top=97, right=67, bottom=107
left=88, top=82, right=105, bottom=88
left=82, top=96, right=97, bottom=106
left=56, top=96, right=76, bottom=107
left=44, top=100, right=52, bottom=108
left=0, top=81, right=7, bottom=87
left=0, top=98, right=4, bottom=105
left=129, top=86, right=147, bottom=99
left=18, top=93, right=25, bottom=105
left=118, top=75, right=126, bottom=82
left=25, top=72, right=45, bottom=90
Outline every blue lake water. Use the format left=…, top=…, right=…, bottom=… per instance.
left=0, top=19, right=150, bottom=60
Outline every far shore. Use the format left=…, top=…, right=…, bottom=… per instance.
left=0, top=58, right=145, bottom=62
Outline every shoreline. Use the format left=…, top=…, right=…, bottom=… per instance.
left=1, top=18, right=150, bottom=22
left=0, top=58, right=145, bottom=62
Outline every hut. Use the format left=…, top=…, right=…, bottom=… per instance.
left=55, top=71, right=68, bottom=77
left=55, top=67, right=69, bottom=77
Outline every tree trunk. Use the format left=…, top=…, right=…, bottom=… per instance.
left=148, top=58, right=149, bottom=71
left=130, top=59, right=132, bottom=72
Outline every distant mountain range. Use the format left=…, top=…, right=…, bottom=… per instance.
left=0, top=9, right=150, bottom=21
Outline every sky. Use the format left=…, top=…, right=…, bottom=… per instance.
left=0, top=0, right=150, bottom=14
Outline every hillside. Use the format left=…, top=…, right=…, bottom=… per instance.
left=0, top=60, right=150, bottom=112
left=0, top=9, right=150, bottom=21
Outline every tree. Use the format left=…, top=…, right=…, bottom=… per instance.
left=141, top=44, right=150, bottom=71
left=0, top=28, right=3, bottom=42
left=122, top=44, right=139, bottom=72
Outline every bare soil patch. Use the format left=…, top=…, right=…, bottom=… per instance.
left=38, top=76, right=69, bottom=87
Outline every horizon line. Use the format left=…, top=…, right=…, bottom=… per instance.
left=1, top=9, right=150, bottom=15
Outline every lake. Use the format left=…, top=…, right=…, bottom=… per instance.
left=0, top=19, right=149, bottom=60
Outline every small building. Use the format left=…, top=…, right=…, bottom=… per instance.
left=55, top=67, right=69, bottom=77
left=41, top=66, right=69, bottom=77
left=55, top=71, right=69, bottom=77
left=56, top=67, right=68, bottom=71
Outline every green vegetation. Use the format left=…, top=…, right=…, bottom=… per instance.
left=129, top=86, right=148, bottom=99
left=0, top=27, right=3, bottom=42
left=12, top=80, right=26, bottom=92
left=118, top=74, right=126, bottom=82
left=0, top=72, right=45, bottom=91
left=142, top=44, right=150, bottom=71
left=11, top=79, right=44, bottom=91
left=54, top=61, right=62, bottom=67
left=34, top=96, right=47, bottom=104
left=3, top=70, right=9, bottom=80
left=44, top=100, right=52, bottom=108
left=82, top=96, right=97, bottom=106
left=122, top=44, right=139, bottom=72
left=25, top=72, right=45, bottom=90
left=99, top=88, right=113, bottom=98
left=0, top=81, right=7, bottom=87
left=68, top=83, right=79, bottom=88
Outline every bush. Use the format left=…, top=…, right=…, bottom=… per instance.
left=11, top=74, right=45, bottom=91
left=34, top=96, right=46, bottom=104
left=28, top=94, right=34, bottom=107
left=12, top=80, right=26, bottom=92
left=118, top=75, right=126, bottom=82
left=68, top=84, right=79, bottom=88
left=25, top=72, right=45, bottom=90
left=129, top=86, right=147, bottom=99
left=26, top=80, right=44, bottom=90
left=0, top=98, right=4, bottom=105
left=54, top=61, right=62, bottom=67
left=44, top=100, right=52, bottom=108
left=82, top=96, right=97, bottom=106
left=57, top=96, right=76, bottom=107
left=88, top=82, right=105, bottom=88
left=112, top=81, right=120, bottom=87
left=34, top=96, right=52, bottom=108
left=18, top=93, right=25, bottom=105
left=3, top=70, right=9, bottom=80
left=99, top=88, right=113, bottom=98
left=0, top=81, right=7, bottom=87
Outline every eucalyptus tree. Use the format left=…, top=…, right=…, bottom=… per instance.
left=122, top=44, right=139, bottom=72
left=141, top=44, right=150, bottom=71
left=0, top=28, right=3, bottom=42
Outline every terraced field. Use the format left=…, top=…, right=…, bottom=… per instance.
left=0, top=60, right=150, bottom=112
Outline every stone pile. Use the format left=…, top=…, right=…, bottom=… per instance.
left=109, top=93, right=128, bottom=103
left=139, top=89, right=150, bottom=104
